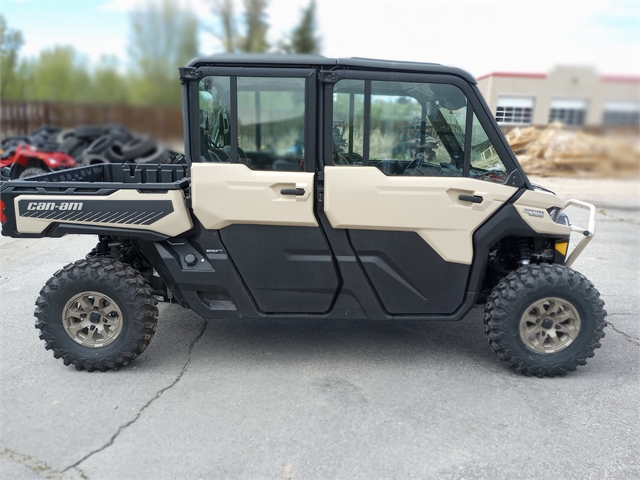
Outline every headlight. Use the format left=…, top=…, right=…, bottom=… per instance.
left=547, top=207, right=570, bottom=226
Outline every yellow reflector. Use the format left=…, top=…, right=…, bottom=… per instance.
left=555, top=241, right=569, bottom=256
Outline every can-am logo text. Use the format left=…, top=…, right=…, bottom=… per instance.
left=27, top=202, right=83, bottom=211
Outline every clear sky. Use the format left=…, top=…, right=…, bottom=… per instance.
left=2, top=0, right=639, bottom=78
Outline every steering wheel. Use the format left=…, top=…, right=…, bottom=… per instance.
left=334, top=153, right=352, bottom=165
left=403, top=152, right=425, bottom=175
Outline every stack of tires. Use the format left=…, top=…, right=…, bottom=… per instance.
left=1, top=125, right=62, bottom=154
left=57, top=125, right=172, bottom=165
left=1, top=124, right=174, bottom=166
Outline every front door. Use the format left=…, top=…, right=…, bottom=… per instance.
left=191, top=69, right=339, bottom=314
left=323, top=74, right=518, bottom=314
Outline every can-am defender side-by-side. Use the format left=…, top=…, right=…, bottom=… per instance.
left=0, top=55, right=606, bottom=376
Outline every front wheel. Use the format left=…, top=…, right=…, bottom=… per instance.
left=484, top=264, right=606, bottom=377
left=35, top=258, right=158, bottom=371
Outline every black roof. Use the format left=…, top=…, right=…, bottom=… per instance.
left=187, top=54, right=476, bottom=84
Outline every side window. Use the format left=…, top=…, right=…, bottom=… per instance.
left=332, top=80, right=365, bottom=165
left=369, top=86, right=423, bottom=175
left=237, top=77, right=306, bottom=171
left=470, top=113, right=508, bottom=183
left=198, top=76, right=231, bottom=163
left=330, top=80, right=469, bottom=177
left=197, top=75, right=306, bottom=170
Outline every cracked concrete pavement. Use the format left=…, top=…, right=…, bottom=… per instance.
left=0, top=177, right=638, bottom=479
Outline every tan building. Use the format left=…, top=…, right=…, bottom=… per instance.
left=477, top=66, right=639, bottom=127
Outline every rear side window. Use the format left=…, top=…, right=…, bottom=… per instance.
left=237, top=77, right=305, bottom=171
left=198, top=75, right=306, bottom=171
left=198, top=76, right=231, bottom=163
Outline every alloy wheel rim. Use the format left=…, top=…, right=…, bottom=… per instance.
left=62, top=291, right=123, bottom=348
left=519, top=297, right=581, bottom=354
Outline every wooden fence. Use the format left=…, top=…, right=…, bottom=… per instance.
left=0, top=101, right=184, bottom=142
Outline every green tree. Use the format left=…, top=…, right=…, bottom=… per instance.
left=209, top=0, right=269, bottom=53
left=240, top=0, right=269, bottom=53
left=92, top=56, right=129, bottom=104
left=23, top=46, right=92, bottom=102
left=128, top=0, right=199, bottom=105
left=0, top=14, right=24, bottom=99
left=285, top=0, right=321, bottom=54
left=209, top=0, right=322, bottom=55
left=212, top=0, right=237, bottom=53
left=7, top=59, right=32, bottom=100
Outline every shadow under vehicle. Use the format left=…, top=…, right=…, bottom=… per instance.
left=0, top=55, right=605, bottom=377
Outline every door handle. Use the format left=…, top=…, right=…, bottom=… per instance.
left=459, top=194, right=483, bottom=204
left=281, top=188, right=306, bottom=196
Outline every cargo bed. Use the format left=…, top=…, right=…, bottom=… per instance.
left=1, top=163, right=192, bottom=240
left=1, top=163, right=189, bottom=193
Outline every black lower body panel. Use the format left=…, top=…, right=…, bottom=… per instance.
left=348, top=230, right=470, bottom=314
left=219, top=225, right=340, bottom=314
left=139, top=212, right=502, bottom=321
left=139, top=222, right=342, bottom=318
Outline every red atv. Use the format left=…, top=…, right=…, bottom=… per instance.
left=0, top=144, right=76, bottom=180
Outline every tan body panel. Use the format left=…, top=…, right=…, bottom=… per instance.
left=324, top=166, right=517, bottom=264
left=514, top=190, right=570, bottom=236
left=15, top=189, right=192, bottom=236
left=191, top=163, right=317, bottom=229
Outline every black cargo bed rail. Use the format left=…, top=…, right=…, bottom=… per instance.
left=0, top=163, right=190, bottom=195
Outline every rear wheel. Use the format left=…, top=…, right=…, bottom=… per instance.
left=35, top=258, right=158, bottom=371
left=484, top=264, right=606, bottom=377
left=19, top=167, right=47, bottom=178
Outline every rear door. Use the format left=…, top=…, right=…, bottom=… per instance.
left=323, top=72, right=518, bottom=314
left=190, top=68, right=339, bottom=314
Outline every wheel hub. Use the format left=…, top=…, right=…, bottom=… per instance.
left=519, top=297, right=581, bottom=354
left=62, top=291, right=123, bottom=348
left=541, top=317, right=554, bottom=329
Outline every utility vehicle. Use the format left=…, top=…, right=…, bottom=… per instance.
left=0, top=55, right=606, bottom=376
left=1, top=144, right=77, bottom=179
